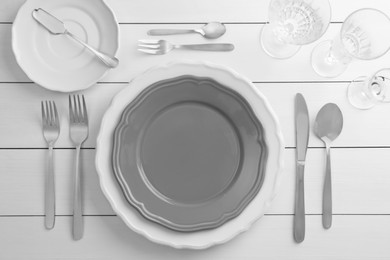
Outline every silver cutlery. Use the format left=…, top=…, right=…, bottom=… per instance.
left=69, top=95, right=89, bottom=240
left=32, top=8, right=119, bottom=68
left=294, top=93, right=310, bottom=243
left=138, top=40, right=234, bottom=54
left=41, top=100, right=60, bottom=230
left=314, top=103, right=343, bottom=229
left=147, top=22, right=226, bottom=39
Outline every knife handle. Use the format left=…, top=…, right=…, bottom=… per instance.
left=294, top=162, right=305, bottom=243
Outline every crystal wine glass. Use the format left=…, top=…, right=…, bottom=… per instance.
left=311, top=8, right=390, bottom=78
left=260, top=0, right=331, bottom=59
left=348, top=68, right=390, bottom=109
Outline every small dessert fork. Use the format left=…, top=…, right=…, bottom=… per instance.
left=41, top=100, right=60, bottom=230
left=138, top=39, right=234, bottom=54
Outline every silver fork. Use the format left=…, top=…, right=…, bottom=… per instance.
left=41, top=100, right=60, bottom=230
left=138, top=39, right=234, bottom=54
left=69, top=95, right=89, bottom=240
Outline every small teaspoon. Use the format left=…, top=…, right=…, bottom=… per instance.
left=147, top=22, right=226, bottom=39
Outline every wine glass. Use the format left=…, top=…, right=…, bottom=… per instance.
left=348, top=68, right=390, bottom=109
left=260, top=0, right=331, bottom=59
left=311, top=8, right=390, bottom=78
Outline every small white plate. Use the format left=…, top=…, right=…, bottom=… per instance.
left=96, top=61, right=284, bottom=249
left=12, top=0, right=119, bottom=92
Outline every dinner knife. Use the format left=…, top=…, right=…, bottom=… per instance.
left=294, top=93, right=310, bottom=243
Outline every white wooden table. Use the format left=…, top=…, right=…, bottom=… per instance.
left=1, top=0, right=390, bottom=259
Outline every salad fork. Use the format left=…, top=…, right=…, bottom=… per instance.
left=41, top=100, right=60, bottom=230
left=138, top=39, right=234, bottom=54
left=69, top=95, right=89, bottom=240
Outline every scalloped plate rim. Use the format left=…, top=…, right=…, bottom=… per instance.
left=95, top=60, right=284, bottom=249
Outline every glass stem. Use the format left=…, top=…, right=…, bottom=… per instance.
left=326, top=36, right=353, bottom=65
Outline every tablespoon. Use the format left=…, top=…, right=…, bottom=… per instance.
left=32, top=8, right=119, bottom=68
left=314, top=103, right=343, bottom=229
left=147, top=22, right=226, bottom=39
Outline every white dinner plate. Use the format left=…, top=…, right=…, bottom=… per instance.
left=12, top=0, right=119, bottom=92
left=96, top=61, right=284, bottom=249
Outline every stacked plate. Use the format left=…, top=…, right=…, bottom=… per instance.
left=96, top=61, right=284, bottom=249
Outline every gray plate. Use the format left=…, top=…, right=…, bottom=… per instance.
left=112, top=76, right=267, bottom=232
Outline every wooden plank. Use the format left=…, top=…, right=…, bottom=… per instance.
left=1, top=148, right=390, bottom=215
left=0, top=83, right=126, bottom=148
left=2, top=83, right=390, bottom=148
left=0, top=215, right=389, bottom=259
left=0, top=149, right=113, bottom=215
left=4, top=24, right=390, bottom=83
left=2, top=0, right=390, bottom=23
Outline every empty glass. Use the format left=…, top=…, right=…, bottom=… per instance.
left=311, top=8, right=390, bottom=78
left=260, top=0, right=331, bottom=59
left=348, top=68, right=390, bottom=109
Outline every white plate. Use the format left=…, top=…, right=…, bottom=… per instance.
left=95, top=61, right=284, bottom=249
left=12, top=0, right=119, bottom=92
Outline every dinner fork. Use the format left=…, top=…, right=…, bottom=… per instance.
left=41, top=100, right=60, bottom=230
left=138, top=39, right=234, bottom=54
left=69, top=95, right=89, bottom=240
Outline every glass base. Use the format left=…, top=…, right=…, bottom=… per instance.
left=260, top=24, right=300, bottom=59
left=347, top=76, right=375, bottom=109
left=311, top=40, right=348, bottom=78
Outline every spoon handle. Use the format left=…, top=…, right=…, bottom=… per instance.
left=147, top=29, right=196, bottom=36
left=323, top=144, right=332, bottom=229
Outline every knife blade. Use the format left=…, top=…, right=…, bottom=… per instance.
left=294, top=93, right=309, bottom=243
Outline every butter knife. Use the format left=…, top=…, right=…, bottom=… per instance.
left=32, top=8, right=119, bottom=68
left=294, top=93, right=310, bottom=243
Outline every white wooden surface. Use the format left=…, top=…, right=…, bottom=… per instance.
left=1, top=0, right=390, bottom=259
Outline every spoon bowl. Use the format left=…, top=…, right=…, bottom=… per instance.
left=147, top=22, right=226, bottom=39
left=314, top=103, right=343, bottom=143
left=199, top=22, right=226, bottom=39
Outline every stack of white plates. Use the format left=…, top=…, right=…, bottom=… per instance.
left=95, top=61, right=284, bottom=249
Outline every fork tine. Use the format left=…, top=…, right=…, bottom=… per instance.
left=138, top=43, right=160, bottom=49
left=69, top=95, right=74, bottom=123
left=82, top=95, right=88, bottom=124
left=45, top=101, right=51, bottom=126
left=41, top=101, right=47, bottom=126
left=138, top=39, right=159, bottom=44
left=77, top=95, right=83, bottom=122
left=53, top=101, right=59, bottom=127
left=49, top=101, right=55, bottom=126
left=138, top=48, right=159, bottom=54
left=73, top=95, right=79, bottom=123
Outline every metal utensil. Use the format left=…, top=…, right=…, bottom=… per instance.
left=69, top=95, right=89, bottom=240
left=32, top=8, right=119, bottom=68
left=294, top=93, right=310, bottom=243
left=138, top=40, right=234, bottom=54
left=314, top=103, right=343, bottom=229
left=41, top=100, right=60, bottom=230
left=147, top=22, right=226, bottom=39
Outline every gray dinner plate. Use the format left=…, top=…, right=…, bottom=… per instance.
left=112, top=75, right=267, bottom=232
